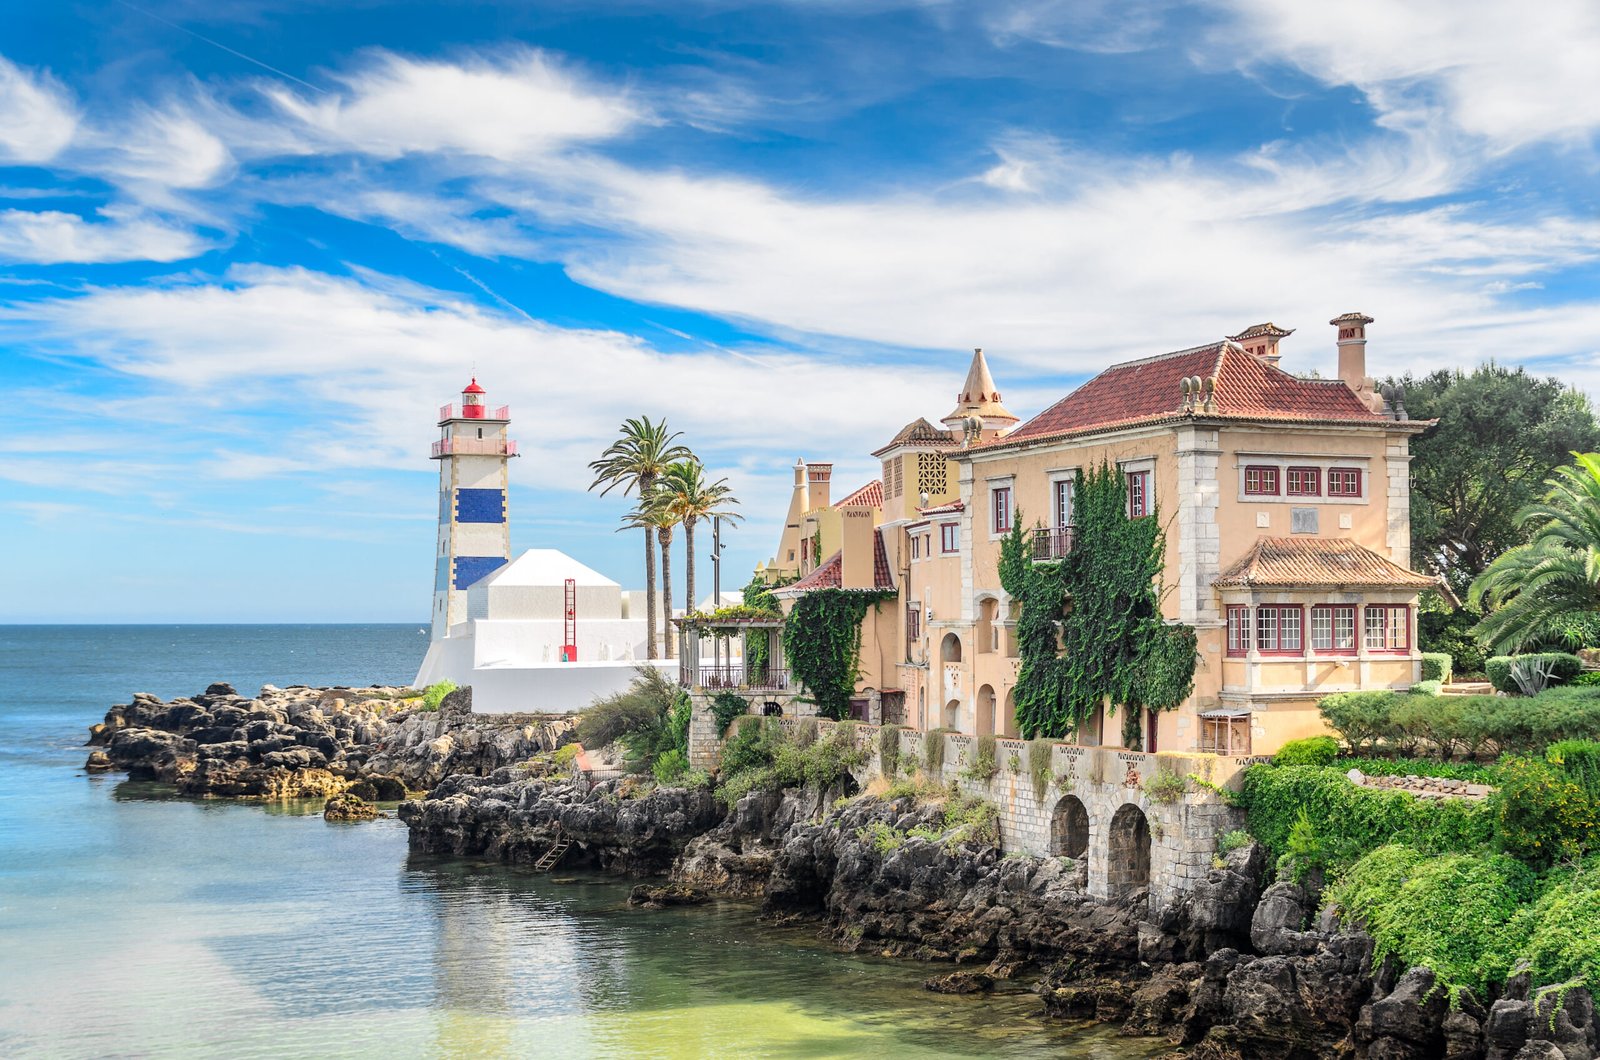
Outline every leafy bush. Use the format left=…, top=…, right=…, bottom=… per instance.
left=709, top=690, right=750, bottom=736
left=1572, top=671, right=1600, bottom=687
left=716, top=721, right=868, bottom=807
left=1548, top=739, right=1600, bottom=801
left=652, top=748, right=689, bottom=784
left=578, top=667, right=676, bottom=747
left=1144, top=768, right=1186, bottom=803
left=1217, top=829, right=1255, bottom=857
left=420, top=680, right=457, bottom=711
left=1420, top=652, right=1454, bottom=684
left=1337, top=757, right=1501, bottom=784
left=878, top=724, right=902, bottom=777
left=1331, top=844, right=1538, bottom=1003
left=1517, top=864, right=1600, bottom=992
left=1028, top=739, right=1054, bottom=801
left=1320, top=691, right=1400, bottom=753
left=1413, top=679, right=1443, bottom=696
left=924, top=728, right=955, bottom=773
left=1320, top=685, right=1600, bottom=759
left=1274, top=735, right=1340, bottom=767
left=962, top=734, right=999, bottom=782
left=905, top=791, right=1001, bottom=851
left=1487, top=652, right=1583, bottom=693
left=1493, top=756, right=1599, bottom=867
left=1420, top=608, right=1487, bottom=677
left=1241, top=765, right=1495, bottom=874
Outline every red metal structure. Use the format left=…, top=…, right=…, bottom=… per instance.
left=562, top=578, right=578, bottom=662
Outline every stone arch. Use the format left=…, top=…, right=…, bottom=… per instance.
left=977, top=597, right=999, bottom=654
left=1050, top=795, right=1089, bottom=858
left=976, top=684, right=996, bottom=734
left=940, top=632, right=963, bottom=663
left=1106, top=804, right=1151, bottom=898
left=1002, top=687, right=1019, bottom=738
left=942, top=699, right=961, bottom=729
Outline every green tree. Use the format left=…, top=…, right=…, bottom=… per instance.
left=1470, top=452, right=1600, bottom=654
left=1394, top=365, right=1600, bottom=598
left=622, top=487, right=682, bottom=661
left=657, top=460, right=741, bottom=617
left=588, top=417, right=693, bottom=659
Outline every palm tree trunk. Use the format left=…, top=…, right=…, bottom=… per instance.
left=643, top=527, right=658, bottom=659
left=684, top=518, right=697, bottom=617
left=659, top=527, right=676, bottom=660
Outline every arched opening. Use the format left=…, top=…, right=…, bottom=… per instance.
left=976, top=684, right=996, bottom=735
left=1107, top=804, right=1152, bottom=898
left=940, top=632, right=963, bottom=663
left=1002, top=688, right=1019, bottom=738
left=1050, top=795, right=1089, bottom=858
left=977, top=598, right=998, bottom=654
left=942, top=699, right=961, bottom=729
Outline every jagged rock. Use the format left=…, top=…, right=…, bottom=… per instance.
left=204, top=682, right=238, bottom=698
left=627, top=884, right=706, bottom=908
left=1364, top=967, right=1449, bottom=1058
left=923, top=970, right=993, bottom=995
left=84, top=750, right=113, bottom=773
left=323, top=792, right=378, bottom=821
left=1250, top=880, right=1322, bottom=956
left=1445, top=1010, right=1487, bottom=1060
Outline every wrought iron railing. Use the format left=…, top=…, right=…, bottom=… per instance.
left=679, top=664, right=792, bottom=691
left=1031, top=525, right=1075, bottom=561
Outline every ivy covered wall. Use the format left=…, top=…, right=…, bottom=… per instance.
left=783, top=587, right=894, bottom=721
left=998, top=462, right=1198, bottom=742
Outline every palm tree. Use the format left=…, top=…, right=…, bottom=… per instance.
left=1470, top=452, right=1600, bottom=654
left=658, top=460, right=742, bottom=617
left=588, top=417, right=693, bottom=659
left=621, top=489, right=681, bottom=660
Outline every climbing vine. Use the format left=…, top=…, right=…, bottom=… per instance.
left=998, top=462, right=1198, bottom=741
left=741, top=573, right=794, bottom=680
left=783, top=587, right=894, bottom=721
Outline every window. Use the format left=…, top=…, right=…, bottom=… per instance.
left=1054, top=479, right=1073, bottom=528
left=1365, top=605, right=1409, bottom=652
left=910, top=534, right=921, bottom=560
left=906, top=606, right=921, bottom=641
left=1256, top=605, right=1303, bottom=653
left=1329, top=467, right=1362, bottom=497
left=1226, top=606, right=1251, bottom=656
left=1287, top=466, right=1321, bottom=496
left=1127, top=470, right=1150, bottom=517
left=1244, top=465, right=1280, bottom=495
left=992, top=486, right=1012, bottom=534
left=940, top=523, right=959, bottom=553
left=1311, top=604, right=1357, bottom=653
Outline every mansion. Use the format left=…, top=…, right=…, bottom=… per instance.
left=718, top=313, right=1441, bottom=758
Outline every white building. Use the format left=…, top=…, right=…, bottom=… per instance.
left=413, top=380, right=668, bottom=713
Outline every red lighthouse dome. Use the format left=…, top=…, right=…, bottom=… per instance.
left=461, top=377, right=486, bottom=417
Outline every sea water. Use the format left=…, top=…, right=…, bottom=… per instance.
left=0, top=625, right=1158, bottom=1059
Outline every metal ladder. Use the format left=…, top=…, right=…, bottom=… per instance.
left=534, top=824, right=572, bottom=872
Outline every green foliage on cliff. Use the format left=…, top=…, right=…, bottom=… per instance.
left=715, top=718, right=868, bottom=807
left=577, top=667, right=689, bottom=775
left=709, top=690, right=750, bottom=736
left=420, top=680, right=457, bottom=711
left=782, top=588, right=894, bottom=721
left=997, top=463, right=1196, bottom=740
left=1320, top=686, right=1600, bottom=758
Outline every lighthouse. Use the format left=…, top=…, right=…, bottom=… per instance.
left=429, top=378, right=518, bottom=638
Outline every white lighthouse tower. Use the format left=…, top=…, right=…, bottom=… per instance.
left=429, top=378, right=517, bottom=638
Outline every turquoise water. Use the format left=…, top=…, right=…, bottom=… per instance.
left=0, top=625, right=1157, bottom=1058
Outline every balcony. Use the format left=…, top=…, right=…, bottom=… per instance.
left=438, top=403, right=510, bottom=422
left=431, top=438, right=519, bottom=458
left=1031, top=525, right=1076, bottom=562
left=680, top=663, right=793, bottom=692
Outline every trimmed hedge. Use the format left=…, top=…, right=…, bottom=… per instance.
left=1420, top=652, right=1453, bottom=683
left=1321, top=686, right=1600, bottom=758
left=1274, top=735, right=1339, bottom=767
left=1485, top=652, right=1583, bottom=693
left=1413, top=679, right=1443, bottom=696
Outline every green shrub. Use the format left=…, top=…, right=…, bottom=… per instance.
left=716, top=721, right=868, bottom=807
left=1320, top=691, right=1400, bottom=752
left=652, top=748, right=689, bottom=784
left=908, top=791, right=1001, bottom=850
left=1217, top=829, right=1254, bottom=857
left=1144, top=768, right=1186, bottom=803
left=420, top=680, right=457, bottom=711
left=1420, top=608, right=1487, bottom=677
left=1331, top=844, right=1539, bottom=1003
left=1389, top=693, right=1463, bottom=754
left=578, top=667, right=678, bottom=750
left=1487, top=652, right=1584, bottom=694
left=1493, top=756, right=1599, bottom=868
left=719, top=716, right=777, bottom=776
left=1548, top=739, right=1600, bottom=801
left=962, top=734, right=999, bottom=782
left=1517, top=864, right=1600, bottom=993
left=1413, top=679, right=1443, bottom=696
left=1572, top=671, right=1600, bottom=687
left=857, top=819, right=906, bottom=854
left=878, top=724, right=902, bottom=777
left=1241, top=765, right=1495, bottom=873
left=710, top=690, right=751, bottom=736
left=1420, top=653, right=1454, bottom=684
left=1274, top=735, right=1340, bottom=767
left=1337, top=757, right=1501, bottom=784
left=924, top=728, right=955, bottom=773
left=1028, top=739, right=1054, bottom=801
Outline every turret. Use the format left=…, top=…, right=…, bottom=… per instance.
left=941, top=348, right=1018, bottom=441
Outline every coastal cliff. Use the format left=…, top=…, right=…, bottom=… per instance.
left=401, top=768, right=1599, bottom=1060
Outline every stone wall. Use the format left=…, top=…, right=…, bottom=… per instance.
left=696, top=708, right=1250, bottom=907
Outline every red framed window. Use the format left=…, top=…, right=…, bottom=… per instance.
left=1226, top=606, right=1251, bottom=656
left=1287, top=466, right=1321, bottom=496
left=1256, top=605, right=1303, bottom=653
left=1365, top=605, right=1410, bottom=652
left=1329, top=467, right=1362, bottom=497
left=1311, top=604, right=1357, bottom=653
left=1127, top=470, right=1150, bottom=517
left=1244, top=465, right=1280, bottom=495
left=993, top=486, right=1013, bottom=534
left=940, top=523, right=959, bottom=553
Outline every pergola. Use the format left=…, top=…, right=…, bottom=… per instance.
left=674, top=614, right=791, bottom=692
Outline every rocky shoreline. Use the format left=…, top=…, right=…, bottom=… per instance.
left=404, top=766, right=1600, bottom=1060
left=85, top=687, right=1598, bottom=1058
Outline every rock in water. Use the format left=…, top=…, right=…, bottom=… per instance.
left=84, top=750, right=113, bottom=773
left=323, top=792, right=378, bottom=822
left=923, top=971, right=994, bottom=995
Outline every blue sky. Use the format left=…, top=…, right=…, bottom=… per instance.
left=4, top=0, right=1600, bottom=622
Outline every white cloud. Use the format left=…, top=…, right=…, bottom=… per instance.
left=0, top=56, right=78, bottom=163
left=92, top=108, right=235, bottom=190
left=1215, top=0, right=1600, bottom=150
left=267, top=48, right=643, bottom=162
left=0, top=206, right=212, bottom=264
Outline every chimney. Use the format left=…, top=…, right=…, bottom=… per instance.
left=808, top=461, right=833, bottom=509
left=1330, top=312, right=1375, bottom=391
left=1227, top=323, right=1293, bottom=367
left=793, top=458, right=809, bottom=514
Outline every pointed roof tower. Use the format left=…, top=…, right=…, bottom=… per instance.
left=941, top=347, right=1018, bottom=432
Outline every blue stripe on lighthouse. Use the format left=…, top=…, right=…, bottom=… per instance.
left=455, top=488, right=506, bottom=523
left=453, top=556, right=506, bottom=589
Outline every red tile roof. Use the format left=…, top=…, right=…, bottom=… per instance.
left=780, top=530, right=896, bottom=595
left=1212, top=536, right=1440, bottom=591
left=837, top=480, right=884, bottom=509
left=917, top=500, right=964, bottom=516
left=996, top=341, right=1385, bottom=446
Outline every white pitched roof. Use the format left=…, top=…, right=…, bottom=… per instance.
left=479, top=549, right=620, bottom=588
